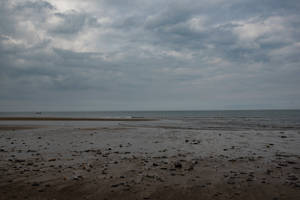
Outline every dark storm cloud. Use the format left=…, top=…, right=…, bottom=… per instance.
left=48, top=12, right=102, bottom=37
left=15, top=0, right=54, bottom=11
left=0, top=0, right=300, bottom=111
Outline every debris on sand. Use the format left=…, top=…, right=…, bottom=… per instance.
left=174, top=161, right=182, bottom=169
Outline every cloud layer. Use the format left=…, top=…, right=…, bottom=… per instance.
left=1, top=0, right=300, bottom=111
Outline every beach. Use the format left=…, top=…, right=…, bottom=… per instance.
left=0, top=114, right=300, bottom=200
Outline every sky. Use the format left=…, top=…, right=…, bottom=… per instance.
left=0, top=0, right=300, bottom=111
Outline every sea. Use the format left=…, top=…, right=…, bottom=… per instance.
left=0, top=110, right=300, bottom=122
left=0, top=110, right=300, bottom=130
left=0, top=110, right=299, bottom=119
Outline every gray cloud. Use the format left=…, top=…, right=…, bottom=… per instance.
left=0, top=0, right=300, bottom=111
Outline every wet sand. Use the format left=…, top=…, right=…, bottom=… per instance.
left=0, top=118, right=299, bottom=200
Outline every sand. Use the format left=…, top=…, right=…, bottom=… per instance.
left=0, top=118, right=299, bottom=200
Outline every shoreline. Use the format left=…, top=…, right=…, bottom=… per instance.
left=0, top=117, right=156, bottom=121
left=0, top=117, right=299, bottom=199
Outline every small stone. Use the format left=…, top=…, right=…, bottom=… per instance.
left=32, top=183, right=39, bottom=187
left=73, top=175, right=83, bottom=180
left=111, top=183, right=122, bottom=188
left=15, top=159, right=25, bottom=163
left=287, top=175, right=298, bottom=181
left=174, top=162, right=182, bottom=169
left=266, top=169, right=272, bottom=175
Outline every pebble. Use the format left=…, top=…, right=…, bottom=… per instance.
left=32, top=183, right=39, bottom=186
left=174, top=162, right=182, bottom=168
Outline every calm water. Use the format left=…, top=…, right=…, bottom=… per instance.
left=0, top=110, right=300, bottom=129
left=1, top=110, right=300, bottom=120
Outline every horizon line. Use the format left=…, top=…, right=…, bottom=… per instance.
left=1, top=108, right=300, bottom=113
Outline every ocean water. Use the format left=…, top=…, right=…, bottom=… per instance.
left=0, top=110, right=300, bottom=122
left=0, top=110, right=300, bottom=130
left=0, top=109, right=300, bottom=119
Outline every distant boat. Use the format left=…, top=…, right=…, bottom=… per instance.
left=35, top=112, right=42, bottom=115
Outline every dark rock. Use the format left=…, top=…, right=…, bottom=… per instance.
left=266, top=169, right=272, bottom=175
left=32, top=183, right=40, bottom=186
left=174, top=162, right=182, bottom=169
left=15, top=159, right=25, bottom=163
left=287, top=175, right=298, bottom=181
left=191, top=139, right=201, bottom=144
left=111, top=183, right=124, bottom=188
left=73, top=175, right=83, bottom=180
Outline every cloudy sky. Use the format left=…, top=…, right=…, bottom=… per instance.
left=0, top=0, right=300, bottom=111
